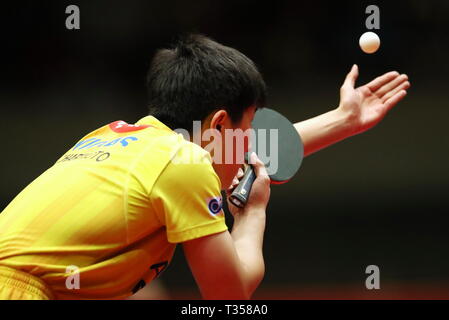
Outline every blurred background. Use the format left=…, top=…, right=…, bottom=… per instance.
left=1, top=0, right=449, bottom=299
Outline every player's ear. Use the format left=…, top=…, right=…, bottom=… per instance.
left=209, top=109, right=228, bottom=132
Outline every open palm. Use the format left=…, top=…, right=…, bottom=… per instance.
left=338, top=65, right=410, bottom=135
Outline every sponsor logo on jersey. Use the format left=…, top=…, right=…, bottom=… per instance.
left=108, top=120, right=152, bottom=133
left=207, top=196, right=223, bottom=216
left=72, top=136, right=138, bottom=150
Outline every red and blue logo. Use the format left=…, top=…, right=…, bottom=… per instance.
left=108, top=120, right=152, bottom=133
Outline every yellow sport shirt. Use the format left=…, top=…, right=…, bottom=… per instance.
left=0, top=116, right=228, bottom=299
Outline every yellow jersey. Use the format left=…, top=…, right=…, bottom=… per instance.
left=0, top=116, right=227, bottom=299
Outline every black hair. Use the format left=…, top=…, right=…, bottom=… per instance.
left=146, top=34, right=267, bottom=131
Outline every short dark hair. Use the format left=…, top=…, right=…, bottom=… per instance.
left=146, top=34, right=267, bottom=130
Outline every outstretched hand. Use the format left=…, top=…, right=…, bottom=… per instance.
left=337, top=64, right=410, bottom=135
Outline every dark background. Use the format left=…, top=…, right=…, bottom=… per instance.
left=1, top=1, right=449, bottom=298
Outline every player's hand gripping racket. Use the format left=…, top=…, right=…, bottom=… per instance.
left=228, top=108, right=304, bottom=208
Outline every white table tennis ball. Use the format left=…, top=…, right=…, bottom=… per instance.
left=359, top=31, right=380, bottom=54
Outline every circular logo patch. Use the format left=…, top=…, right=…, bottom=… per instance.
left=208, top=197, right=223, bottom=215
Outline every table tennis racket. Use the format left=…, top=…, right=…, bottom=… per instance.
left=228, top=108, right=304, bottom=208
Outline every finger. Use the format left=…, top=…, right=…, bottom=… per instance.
left=250, top=152, right=269, bottom=180
left=228, top=167, right=247, bottom=192
left=381, top=81, right=410, bottom=103
left=226, top=183, right=238, bottom=198
left=366, top=71, right=400, bottom=92
left=237, top=167, right=244, bottom=178
left=227, top=176, right=240, bottom=190
left=342, top=64, right=359, bottom=89
left=376, top=74, right=408, bottom=98
left=384, top=90, right=407, bottom=111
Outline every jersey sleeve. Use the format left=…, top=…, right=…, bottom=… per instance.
left=150, top=143, right=228, bottom=243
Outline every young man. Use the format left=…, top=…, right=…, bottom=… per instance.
left=0, top=34, right=409, bottom=300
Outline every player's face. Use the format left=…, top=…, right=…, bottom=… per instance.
left=213, top=105, right=256, bottom=190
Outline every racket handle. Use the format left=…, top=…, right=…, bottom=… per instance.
left=228, top=165, right=256, bottom=208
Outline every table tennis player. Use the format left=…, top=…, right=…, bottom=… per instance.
left=0, top=34, right=409, bottom=300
